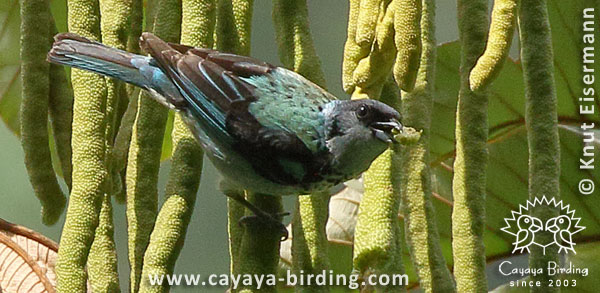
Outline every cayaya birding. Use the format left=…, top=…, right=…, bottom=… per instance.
left=48, top=32, right=402, bottom=238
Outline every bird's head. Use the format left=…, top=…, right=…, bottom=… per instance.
left=546, top=215, right=571, bottom=233
left=323, top=99, right=402, bottom=175
left=517, top=215, right=543, bottom=232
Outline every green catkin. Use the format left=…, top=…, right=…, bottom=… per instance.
left=125, top=0, right=181, bottom=291
left=48, top=18, right=74, bottom=190
left=19, top=0, right=66, bottom=226
left=451, top=0, right=489, bottom=292
left=48, top=62, right=74, bottom=189
left=99, top=0, right=133, bottom=199
left=237, top=193, right=283, bottom=293
left=216, top=0, right=254, bottom=56
left=351, top=0, right=396, bottom=100
left=126, top=0, right=143, bottom=97
left=393, top=0, right=422, bottom=92
left=355, top=0, right=383, bottom=46
left=291, top=193, right=331, bottom=293
left=112, top=94, right=138, bottom=203
left=469, top=0, right=517, bottom=92
left=138, top=1, right=215, bottom=291
left=272, top=0, right=326, bottom=88
left=86, top=0, right=133, bottom=290
left=214, top=0, right=262, bottom=284
left=353, top=79, right=405, bottom=293
left=399, top=0, right=455, bottom=292
left=226, top=189, right=246, bottom=277
left=100, top=0, right=132, bottom=146
left=342, top=0, right=370, bottom=93
left=56, top=0, right=108, bottom=291
left=518, top=0, right=560, bottom=291
left=87, top=194, right=120, bottom=292
left=272, top=2, right=330, bottom=290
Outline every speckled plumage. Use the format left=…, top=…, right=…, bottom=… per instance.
left=48, top=32, right=402, bottom=196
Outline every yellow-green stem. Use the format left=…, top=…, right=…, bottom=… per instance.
left=139, top=1, right=215, bottom=291
left=518, top=0, right=560, bottom=291
left=56, top=0, right=108, bottom=290
left=48, top=17, right=74, bottom=191
left=291, top=193, right=331, bottom=293
left=351, top=0, right=395, bottom=99
left=236, top=192, right=283, bottom=293
left=353, top=79, right=405, bottom=292
left=451, top=0, right=489, bottom=291
left=20, top=0, right=66, bottom=226
left=469, top=0, right=517, bottom=92
left=272, top=0, right=326, bottom=88
left=399, top=0, right=455, bottom=292
left=125, top=0, right=181, bottom=291
left=87, top=194, right=120, bottom=292
left=392, top=0, right=422, bottom=91
left=216, top=0, right=253, bottom=55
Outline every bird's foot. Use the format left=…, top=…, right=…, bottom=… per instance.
left=239, top=211, right=290, bottom=241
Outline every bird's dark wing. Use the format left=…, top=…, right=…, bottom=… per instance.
left=139, top=33, right=332, bottom=186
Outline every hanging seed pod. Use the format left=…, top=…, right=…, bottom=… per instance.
left=139, top=0, right=214, bottom=291
left=272, top=0, right=326, bottom=88
left=48, top=17, right=74, bottom=191
left=351, top=1, right=396, bottom=100
left=451, top=0, right=490, bottom=291
left=55, top=0, right=109, bottom=291
left=342, top=0, right=370, bottom=93
left=399, top=0, right=455, bottom=291
left=19, top=0, right=66, bottom=226
left=87, top=194, right=120, bottom=292
left=353, top=78, right=405, bottom=292
left=392, top=0, right=422, bottom=92
left=469, top=0, right=517, bottom=92
left=125, top=0, right=181, bottom=291
left=519, top=0, right=560, bottom=291
left=355, top=0, right=384, bottom=46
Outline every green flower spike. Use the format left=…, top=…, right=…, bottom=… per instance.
left=451, top=0, right=490, bottom=291
left=55, top=0, right=108, bottom=291
left=139, top=1, right=215, bottom=292
left=125, top=0, right=181, bottom=291
left=399, top=0, right=455, bottom=292
left=19, top=0, right=66, bottom=226
left=519, top=0, right=561, bottom=290
left=469, top=0, right=518, bottom=93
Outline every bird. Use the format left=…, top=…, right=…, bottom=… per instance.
left=47, top=32, right=402, bottom=238
left=546, top=215, right=576, bottom=254
left=513, top=214, right=543, bottom=254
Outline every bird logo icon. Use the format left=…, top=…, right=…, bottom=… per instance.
left=513, top=215, right=543, bottom=253
left=501, top=196, right=585, bottom=255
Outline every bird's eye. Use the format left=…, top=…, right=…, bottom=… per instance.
left=559, top=219, right=564, bottom=224
left=356, top=105, right=370, bottom=119
left=524, top=218, right=530, bottom=223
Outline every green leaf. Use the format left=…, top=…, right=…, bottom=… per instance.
left=0, top=0, right=22, bottom=135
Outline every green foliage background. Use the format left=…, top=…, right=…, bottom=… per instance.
left=1, top=0, right=599, bottom=291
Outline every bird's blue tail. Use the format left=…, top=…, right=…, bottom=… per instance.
left=47, top=33, right=150, bottom=88
left=48, top=33, right=184, bottom=109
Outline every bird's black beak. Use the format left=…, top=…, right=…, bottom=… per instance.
left=370, top=119, right=403, bottom=144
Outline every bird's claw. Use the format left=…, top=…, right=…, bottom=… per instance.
left=238, top=211, right=290, bottom=241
